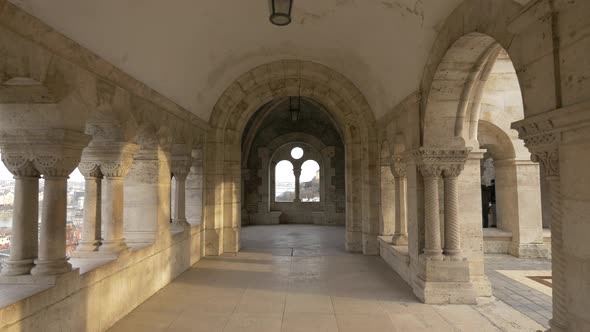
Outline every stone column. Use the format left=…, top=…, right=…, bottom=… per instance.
left=31, top=136, right=89, bottom=276
left=442, top=164, right=464, bottom=261
left=512, top=119, right=567, bottom=332
left=98, top=144, right=138, bottom=254
left=418, top=164, right=443, bottom=261
left=0, top=155, right=39, bottom=275
left=391, top=155, right=408, bottom=245
left=171, top=157, right=192, bottom=232
left=293, top=166, right=301, bottom=202
left=530, top=148, right=567, bottom=332
left=75, top=162, right=102, bottom=252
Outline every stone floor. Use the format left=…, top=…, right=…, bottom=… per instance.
left=485, top=254, right=553, bottom=328
left=108, top=225, right=544, bottom=332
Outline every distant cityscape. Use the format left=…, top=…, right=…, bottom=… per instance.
left=0, top=178, right=85, bottom=262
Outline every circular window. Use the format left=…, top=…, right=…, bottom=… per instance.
left=290, top=147, right=304, bottom=160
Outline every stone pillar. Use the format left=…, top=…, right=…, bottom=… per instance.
left=379, top=161, right=395, bottom=236
left=74, top=162, right=102, bottom=253
left=30, top=131, right=90, bottom=276
left=418, top=164, right=443, bottom=261
left=391, top=155, right=408, bottom=245
left=412, top=148, right=475, bottom=304
left=513, top=118, right=568, bottom=332
left=0, top=156, right=39, bottom=275
left=527, top=144, right=567, bottom=332
left=186, top=148, right=203, bottom=225
left=171, top=157, right=192, bottom=232
left=98, top=144, right=138, bottom=255
left=293, top=166, right=301, bottom=202
left=442, top=164, right=464, bottom=260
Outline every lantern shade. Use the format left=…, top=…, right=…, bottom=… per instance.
left=269, top=0, right=293, bottom=26
left=289, top=96, right=300, bottom=122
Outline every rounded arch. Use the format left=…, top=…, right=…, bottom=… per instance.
left=421, top=0, right=558, bottom=147
left=206, top=59, right=380, bottom=255
left=423, top=33, right=503, bottom=147
left=477, top=120, right=517, bottom=161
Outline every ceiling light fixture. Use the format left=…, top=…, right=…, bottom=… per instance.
left=269, top=0, right=293, bottom=26
left=289, top=96, right=300, bottom=122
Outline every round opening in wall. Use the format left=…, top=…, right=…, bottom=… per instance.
left=290, top=147, right=303, bottom=160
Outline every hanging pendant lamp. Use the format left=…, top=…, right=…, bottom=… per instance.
left=269, top=0, right=293, bottom=26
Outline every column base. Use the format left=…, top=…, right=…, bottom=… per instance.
left=422, top=249, right=444, bottom=261
left=205, top=227, right=223, bottom=256
left=509, top=242, right=550, bottom=258
left=99, top=240, right=128, bottom=254
left=345, top=230, right=362, bottom=253
left=391, top=233, right=408, bottom=246
left=413, top=256, right=476, bottom=304
left=30, top=257, right=72, bottom=276
left=75, top=240, right=101, bottom=253
left=443, top=249, right=464, bottom=261
left=362, top=232, right=380, bottom=255
left=171, top=219, right=190, bottom=233
left=0, top=258, right=35, bottom=276
left=548, top=318, right=568, bottom=332
left=223, top=226, right=239, bottom=253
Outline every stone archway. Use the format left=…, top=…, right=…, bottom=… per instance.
left=205, top=60, right=379, bottom=256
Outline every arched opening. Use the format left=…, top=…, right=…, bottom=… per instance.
left=243, top=98, right=344, bottom=226
left=274, top=160, right=295, bottom=203
left=300, top=160, right=320, bottom=202
left=421, top=31, right=552, bottom=318
left=206, top=60, right=379, bottom=255
left=0, top=153, right=86, bottom=260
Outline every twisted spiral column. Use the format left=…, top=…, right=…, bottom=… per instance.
left=443, top=166, right=462, bottom=261
left=420, top=165, right=443, bottom=261
left=548, top=175, right=568, bottom=332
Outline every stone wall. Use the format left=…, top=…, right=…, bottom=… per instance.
left=0, top=226, right=203, bottom=331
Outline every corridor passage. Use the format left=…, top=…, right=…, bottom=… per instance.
left=108, top=225, right=542, bottom=332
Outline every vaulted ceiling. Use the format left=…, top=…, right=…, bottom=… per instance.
left=9, top=0, right=529, bottom=121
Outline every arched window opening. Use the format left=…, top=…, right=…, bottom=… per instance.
left=300, top=160, right=320, bottom=202
left=0, top=153, right=13, bottom=262
left=480, top=156, right=496, bottom=228
left=275, top=160, right=295, bottom=202
left=290, top=147, right=303, bottom=160
left=66, top=167, right=85, bottom=254
left=170, top=175, right=176, bottom=224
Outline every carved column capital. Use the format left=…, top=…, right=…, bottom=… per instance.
left=82, top=142, right=139, bottom=178
left=0, top=153, right=39, bottom=177
left=413, top=148, right=470, bottom=179
left=531, top=149, right=559, bottom=177
left=78, top=161, right=102, bottom=178
left=171, top=157, right=192, bottom=181
left=418, top=164, right=443, bottom=179
left=34, top=154, right=81, bottom=177
left=512, top=119, right=561, bottom=177
left=442, top=164, right=465, bottom=178
left=391, top=155, right=407, bottom=178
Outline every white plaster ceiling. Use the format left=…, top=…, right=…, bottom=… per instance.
left=9, top=0, right=526, bottom=121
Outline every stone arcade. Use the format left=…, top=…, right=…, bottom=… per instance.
left=0, top=1, right=588, bottom=331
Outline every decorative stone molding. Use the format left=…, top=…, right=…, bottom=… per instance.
left=34, top=155, right=81, bottom=178
left=391, top=155, right=407, bottom=178
left=82, top=142, right=139, bottom=178
left=413, top=147, right=472, bottom=165
left=171, top=158, right=192, bottom=181
left=441, top=164, right=464, bottom=178
left=78, top=161, right=102, bottom=178
left=0, top=153, right=39, bottom=177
